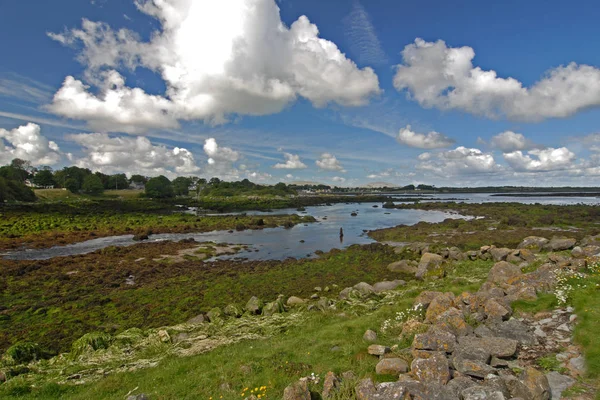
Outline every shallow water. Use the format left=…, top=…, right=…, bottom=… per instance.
left=1, top=202, right=464, bottom=261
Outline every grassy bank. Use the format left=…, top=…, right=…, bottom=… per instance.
left=0, top=243, right=399, bottom=355
left=0, top=257, right=495, bottom=399
left=370, top=202, right=600, bottom=250
left=0, top=199, right=314, bottom=250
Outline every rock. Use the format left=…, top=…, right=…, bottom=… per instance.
left=446, top=377, right=479, bottom=399
left=0, top=370, right=5, bottom=383
left=283, top=380, right=311, bottom=400
left=373, top=280, right=405, bottom=293
left=263, top=297, right=285, bottom=316
left=521, top=366, right=551, bottom=400
left=453, top=342, right=491, bottom=364
left=484, top=298, right=511, bottom=321
left=286, top=296, right=305, bottom=306
left=448, top=247, right=466, bottom=261
left=187, top=314, right=206, bottom=324
left=572, top=245, right=600, bottom=258
left=546, top=371, right=575, bottom=400
left=425, top=292, right=455, bottom=322
left=314, top=286, right=322, bottom=292
left=132, top=233, right=149, bottom=241
left=157, top=330, right=171, bottom=344
left=387, top=260, right=418, bottom=274
left=518, top=248, right=536, bottom=263
left=401, top=319, right=430, bottom=338
left=434, top=307, right=473, bottom=336
left=355, top=378, right=377, bottom=400
left=338, top=287, right=352, bottom=299
left=487, top=319, right=536, bottom=346
left=505, top=285, right=538, bottom=303
left=245, top=296, right=264, bottom=314
left=416, top=253, right=446, bottom=280
left=490, top=247, right=512, bottom=262
left=453, top=356, right=496, bottom=378
left=368, top=344, right=390, bottom=356
left=322, top=371, right=340, bottom=399
left=411, top=352, right=451, bottom=384
left=518, top=236, right=549, bottom=252
left=126, top=395, right=149, bottom=400
left=458, top=336, right=517, bottom=358
left=488, top=261, right=523, bottom=287
left=353, top=282, right=375, bottom=296
left=412, top=330, right=457, bottom=353
left=206, top=307, right=223, bottom=322
left=223, top=304, right=243, bottom=318
left=461, top=387, right=505, bottom=400
left=543, top=237, right=577, bottom=251
left=569, top=355, right=587, bottom=376
left=414, top=291, right=445, bottom=308
left=363, top=330, right=377, bottom=342
left=376, top=358, right=409, bottom=376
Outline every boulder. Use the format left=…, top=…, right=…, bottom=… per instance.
left=543, top=237, right=577, bottom=251
left=520, top=366, right=551, bottom=400
left=322, top=371, right=340, bottom=399
left=572, top=245, right=600, bottom=258
left=458, top=336, right=517, bottom=358
left=518, top=236, right=549, bottom=252
left=368, top=345, right=390, bottom=356
left=425, top=292, right=456, bottom=322
left=487, top=319, right=536, bottom=346
left=373, top=280, right=405, bottom=293
left=363, top=330, right=377, bottom=342
left=414, top=291, right=445, bottom=308
left=545, top=371, right=575, bottom=400
left=484, top=298, right=511, bottom=321
left=411, top=352, right=451, bottom=384
left=461, top=386, right=506, bottom=400
left=505, top=285, right=538, bottom=303
left=338, top=287, right=352, bottom=299
left=387, top=260, right=418, bottom=274
left=206, top=307, right=223, bottom=322
left=488, top=261, right=523, bottom=287
left=353, top=282, right=375, bottom=296
left=283, top=380, right=311, bottom=400
left=223, top=304, right=243, bottom=318
left=262, top=297, right=285, bottom=316
left=434, top=307, right=473, bottom=337
left=412, top=330, right=456, bottom=353
left=490, top=247, right=512, bottom=262
left=187, top=314, right=206, bottom=324
left=286, top=296, right=305, bottom=307
left=453, top=343, right=491, bottom=364
left=245, top=296, right=264, bottom=314
left=376, top=358, right=409, bottom=376
left=355, top=378, right=377, bottom=400
left=416, top=253, right=446, bottom=280
left=453, top=357, right=495, bottom=379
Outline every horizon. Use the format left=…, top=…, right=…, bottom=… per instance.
left=2, top=0, right=600, bottom=187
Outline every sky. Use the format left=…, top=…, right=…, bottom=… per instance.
left=1, top=0, right=600, bottom=187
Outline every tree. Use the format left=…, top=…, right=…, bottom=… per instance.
left=0, top=176, right=36, bottom=202
left=64, top=178, right=79, bottom=193
left=82, top=174, right=104, bottom=195
left=145, top=175, right=174, bottom=198
left=32, top=170, right=56, bottom=187
left=172, top=177, right=193, bottom=196
left=108, top=174, right=128, bottom=190
left=209, top=177, right=221, bottom=186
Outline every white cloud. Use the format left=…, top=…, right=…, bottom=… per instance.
left=0, top=74, right=54, bottom=104
left=316, top=153, right=346, bottom=172
left=202, top=138, right=240, bottom=180
left=393, top=38, right=600, bottom=121
left=273, top=152, right=307, bottom=169
left=0, top=123, right=62, bottom=166
left=48, top=0, right=381, bottom=132
left=342, top=1, right=388, bottom=65
left=396, top=125, right=455, bottom=149
left=418, top=152, right=431, bottom=161
left=488, top=131, right=540, bottom=152
left=332, top=176, right=346, bottom=183
left=504, top=147, right=575, bottom=172
left=417, top=146, right=499, bottom=176
left=68, top=133, right=200, bottom=178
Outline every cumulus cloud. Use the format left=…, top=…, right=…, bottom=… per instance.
left=316, top=153, right=346, bottom=172
left=47, top=0, right=381, bottom=132
left=417, top=146, right=499, bottom=176
left=68, top=133, right=200, bottom=178
left=202, top=138, right=241, bottom=179
left=488, top=131, right=540, bottom=152
left=273, top=152, right=307, bottom=169
left=504, top=147, right=575, bottom=172
left=393, top=38, right=600, bottom=121
left=0, top=123, right=62, bottom=165
left=332, top=176, right=346, bottom=183
left=396, top=125, right=455, bottom=149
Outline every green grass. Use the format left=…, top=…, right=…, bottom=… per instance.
left=0, top=259, right=496, bottom=399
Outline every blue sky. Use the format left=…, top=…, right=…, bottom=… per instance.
left=1, top=0, right=600, bottom=186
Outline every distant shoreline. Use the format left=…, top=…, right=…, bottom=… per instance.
left=491, top=192, right=600, bottom=197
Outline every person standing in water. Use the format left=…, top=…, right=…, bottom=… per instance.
left=339, top=227, right=344, bottom=242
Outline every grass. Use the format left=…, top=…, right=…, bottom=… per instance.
left=369, top=202, right=600, bottom=250
left=0, top=258, right=496, bottom=399
left=33, top=189, right=82, bottom=201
